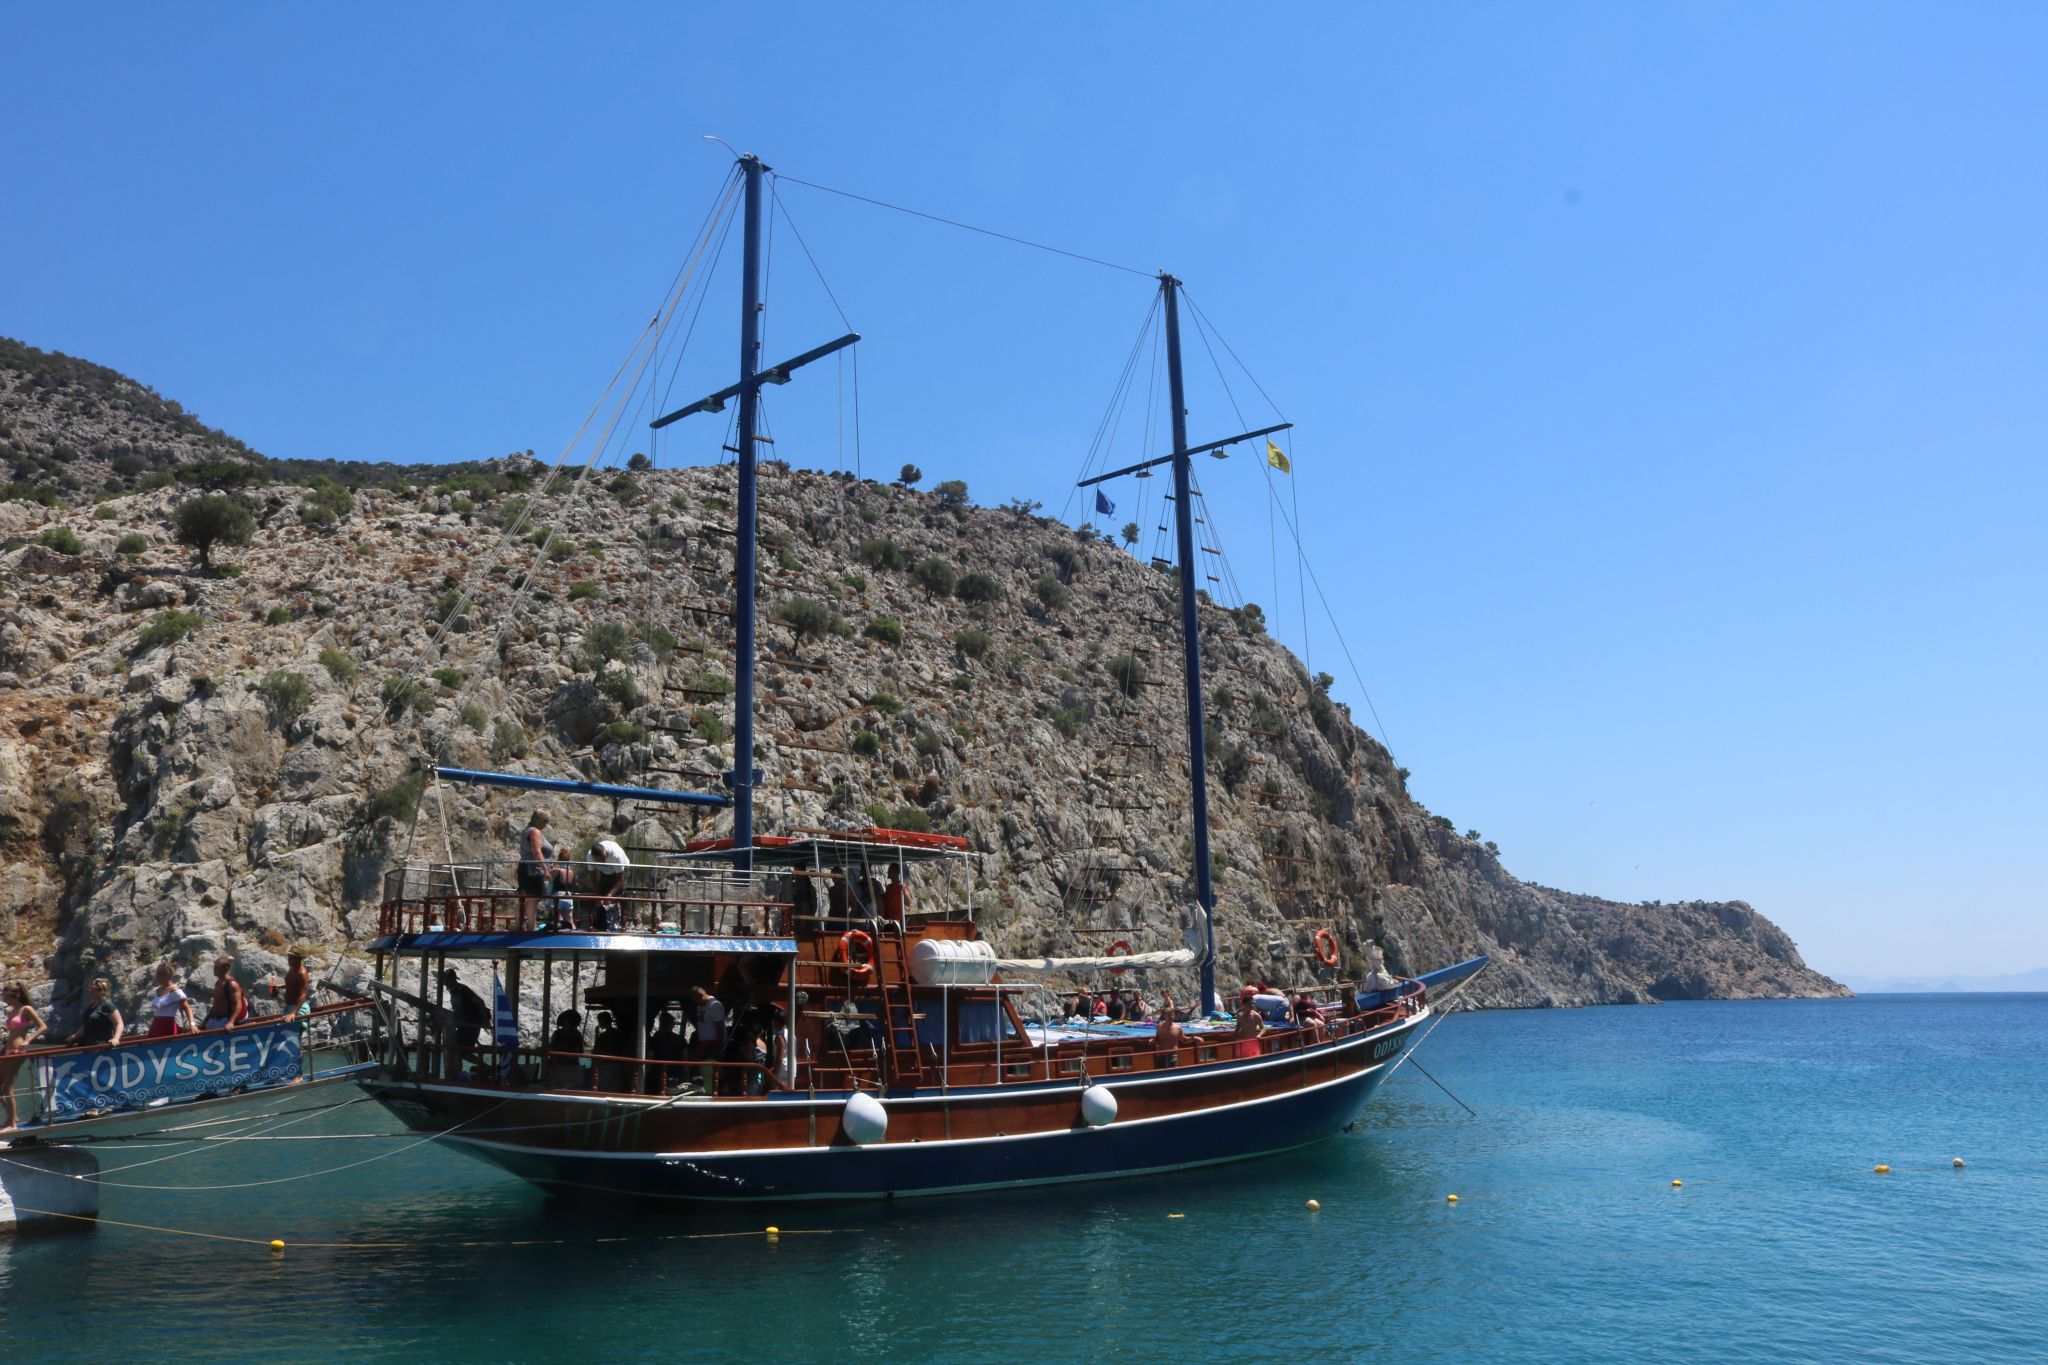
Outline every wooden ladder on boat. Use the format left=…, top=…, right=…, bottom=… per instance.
left=871, top=925, right=924, bottom=1089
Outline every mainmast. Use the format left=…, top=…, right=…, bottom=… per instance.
left=1160, top=276, right=1221, bottom=1017
left=1077, top=274, right=1290, bottom=1017
left=651, top=153, right=858, bottom=871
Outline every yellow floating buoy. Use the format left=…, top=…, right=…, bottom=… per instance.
left=1168, top=1213, right=1185, bottom=1219
left=1874, top=1164, right=1891, bottom=1174
left=1446, top=1194, right=1459, bottom=1203
left=1671, top=1179, right=1683, bottom=1187
left=1953, top=1157, right=1966, bottom=1169
left=269, top=1239, right=286, bottom=1252
left=1305, top=1199, right=1321, bottom=1212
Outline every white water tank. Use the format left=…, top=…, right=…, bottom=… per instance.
left=909, top=938, right=998, bottom=986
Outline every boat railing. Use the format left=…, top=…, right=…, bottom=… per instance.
left=13, top=1000, right=380, bottom=1127
left=378, top=858, right=792, bottom=937
left=400, top=1039, right=783, bottom=1098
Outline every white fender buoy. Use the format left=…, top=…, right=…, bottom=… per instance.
left=843, top=1090, right=889, bottom=1146
left=1080, top=1085, right=1118, bottom=1128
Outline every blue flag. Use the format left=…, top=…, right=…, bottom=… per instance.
left=494, top=971, right=519, bottom=1081
left=1095, top=489, right=1116, bottom=517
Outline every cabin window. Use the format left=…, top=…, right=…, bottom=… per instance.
left=1109, top=1053, right=1135, bottom=1071
left=1059, top=1059, right=1085, bottom=1075
left=1004, top=1063, right=1031, bottom=1081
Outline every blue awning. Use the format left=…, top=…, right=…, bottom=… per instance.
left=372, top=932, right=795, bottom=959
left=434, top=766, right=730, bottom=808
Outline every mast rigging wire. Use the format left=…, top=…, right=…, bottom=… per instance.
left=773, top=172, right=1154, bottom=278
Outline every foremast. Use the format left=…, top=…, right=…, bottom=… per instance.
left=652, top=152, right=857, bottom=871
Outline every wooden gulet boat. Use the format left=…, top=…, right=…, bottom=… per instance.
left=358, top=152, right=1488, bottom=1204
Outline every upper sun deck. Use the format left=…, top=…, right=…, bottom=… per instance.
left=370, top=831, right=977, bottom=959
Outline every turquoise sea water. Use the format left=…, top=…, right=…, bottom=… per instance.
left=4, top=994, right=2044, bottom=1362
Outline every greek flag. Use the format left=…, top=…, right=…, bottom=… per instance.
left=1095, top=489, right=1116, bottom=516
left=493, top=971, right=519, bottom=1081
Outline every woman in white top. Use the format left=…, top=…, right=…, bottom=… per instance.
left=148, top=963, right=195, bottom=1038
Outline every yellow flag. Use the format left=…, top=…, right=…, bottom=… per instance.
left=1266, top=440, right=1291, bottom=474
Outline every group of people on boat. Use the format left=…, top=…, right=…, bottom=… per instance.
left=790, top=862, right=910, bottom=928
left=515, top=809, right=632, bottom=931
left=0, top=952, right=315, bottom=1132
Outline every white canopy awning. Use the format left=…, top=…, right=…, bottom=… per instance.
left=989, top=949, right=1197, bottom=974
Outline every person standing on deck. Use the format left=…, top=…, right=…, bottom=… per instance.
left=1233, top=986, right=1266, bottom=1059
left=147, top=963, right=194, bottom=1037
left=516, top=809, right=560, bottom=930
left=67, top=978, right=124, bottom=1046
left=201, top=956, right=247, bottom=1030
left=688, top=985, right=726, bottom=1093
left=279, top=949, right=312, bottom=1019
left=590, top=836, right=630, bottom=930
left=440, top=969, right=490, bottom=1077
left=882, top=864, right=906, bottom=924
left=1, top=982, right=48, bottom=1133
left=791, top=872, right=821, bottom=930
left=1153, top=990, right=1184, bottom=1052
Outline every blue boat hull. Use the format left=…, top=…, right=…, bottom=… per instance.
left=421, top=1019, right=1420, bottom=1204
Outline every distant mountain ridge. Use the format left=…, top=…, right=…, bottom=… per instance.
left=1836, top=967, right=2048, bottom=994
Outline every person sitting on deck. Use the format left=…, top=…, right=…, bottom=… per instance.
left=1292, top=994, right=1328, bottom=1044
left=545, top=1010, right=588, bottom=1089
left=201, top=956, right=248, bottom=1031
left=1233, top=987, right=1267, bottom=1059
left=1066, top=993, right=1094, bottom=1025
left=882, top=863, right=906, bottom=924
left=1104, top=993, right=1127, bottom=1023
left=1125, top=991, right=1151, bottom=1024
left=439, top=969, right=490, bottom=1078
left=591, top=1011, right=629, bottom=1092
left=516, top=809, right=560, bottom=930
left=590, top=836, right=630, bottom=931
left=647, top=1011, right=687, bottom=1092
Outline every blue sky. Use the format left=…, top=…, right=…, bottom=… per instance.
left=9, top=5, right=2043, bottom=979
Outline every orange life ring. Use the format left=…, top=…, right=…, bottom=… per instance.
left=1313, top=929, right=1341, bottom=968
left=839, top=928, right=875, bottom=980
left=1107, top=940, right=1132, bottom=975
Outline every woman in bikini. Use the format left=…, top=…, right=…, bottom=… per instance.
left=2, top=981, right=49, bottom=1132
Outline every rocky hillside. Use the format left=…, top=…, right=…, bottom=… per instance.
left=0, top=428, right=1846, bottom=1025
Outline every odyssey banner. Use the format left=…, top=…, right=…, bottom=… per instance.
left=36, top=1020, right=304, bottom=1116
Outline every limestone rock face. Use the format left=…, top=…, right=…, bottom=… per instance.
left=0, top=446, right=1846, bottom=1026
